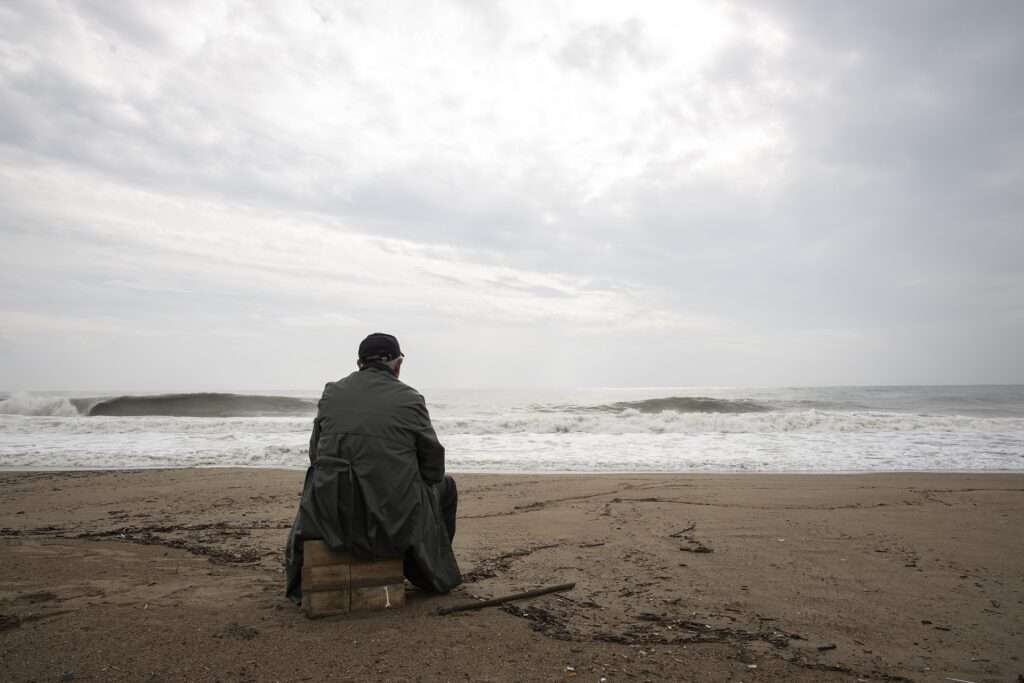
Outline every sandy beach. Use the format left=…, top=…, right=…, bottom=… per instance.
left=1, top=469, right=1021, bottom=682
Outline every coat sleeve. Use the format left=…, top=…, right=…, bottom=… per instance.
left=308, top=393, right=328, bottom=464
left=412, top=397, right=445, bottom=484
left=308, top=417, right=322, bottom=465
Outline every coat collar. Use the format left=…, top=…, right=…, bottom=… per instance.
left=359, top=361, right=396, bottom=377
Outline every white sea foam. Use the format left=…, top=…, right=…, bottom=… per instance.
left=0, top=393, right=80, bottom=417
left=434, top=409, right=1023, bottom=435
left=0, top=406, right=1022, bottom=472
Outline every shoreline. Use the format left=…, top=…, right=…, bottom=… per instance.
left=4, top=465, right=1024, bottom=475
left=2, top=468, right=1022, bottom=681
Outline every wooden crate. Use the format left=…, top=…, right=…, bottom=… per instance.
left=302, top=540, right=406, bottom=618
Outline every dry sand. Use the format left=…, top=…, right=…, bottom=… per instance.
left=1, top=469, right=1022, bottom=682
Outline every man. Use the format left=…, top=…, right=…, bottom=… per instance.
left=285, top=333, right=461, bottom=602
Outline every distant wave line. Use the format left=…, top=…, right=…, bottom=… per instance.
left=0, top=392, right=317, bottom=417
left=83, top=393, right=317, bottom=417
left=593, top=396, right=771, bottom=414
left=1, top=393, right=774, bottom=418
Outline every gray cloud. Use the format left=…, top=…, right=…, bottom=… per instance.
left=1, top=1, right=1022, bottom=389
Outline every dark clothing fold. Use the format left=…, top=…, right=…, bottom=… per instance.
left=285, top=366, right=461, bottom=602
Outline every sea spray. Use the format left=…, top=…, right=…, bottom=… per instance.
left=0, top=393, right=80, bottom=417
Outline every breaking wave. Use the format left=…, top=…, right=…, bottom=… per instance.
left=0, top=394, right=80, bottom=417
left=601, top=396, right=770, bottom=414
left=85, top=393, right=316, bottom=417
left=0, top=393, right=316, bottom=417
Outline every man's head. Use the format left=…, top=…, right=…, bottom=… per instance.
left=357, top=332, right=404, bottom=376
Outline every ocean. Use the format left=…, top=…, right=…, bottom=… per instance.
left=1, top=385, right=1023, bottom=473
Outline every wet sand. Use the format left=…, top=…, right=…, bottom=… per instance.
left=1, top=469, right=1022, bottom=682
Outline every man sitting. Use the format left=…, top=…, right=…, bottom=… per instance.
left=286, top=332, right=461, bottom=601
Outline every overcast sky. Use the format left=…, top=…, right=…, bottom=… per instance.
left=1, top=1, right=1022, bottom=392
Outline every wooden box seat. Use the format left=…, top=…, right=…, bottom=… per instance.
left=302, top=540, right=406, bottom=618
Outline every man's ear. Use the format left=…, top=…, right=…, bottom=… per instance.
left=356, top=358, right=363, bottom=369
left=394, top=357, right=403, bottom=377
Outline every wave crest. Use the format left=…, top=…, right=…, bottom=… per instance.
left=86, top=393, right=316, bottom=417
left=0, top=394, right=81, bottom=417
left=604, top=396, right=770, bottom=414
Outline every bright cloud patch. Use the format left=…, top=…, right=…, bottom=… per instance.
left=1, top=1, right=1022, bottom=389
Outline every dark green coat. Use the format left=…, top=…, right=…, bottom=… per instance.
left=285, top=365, right=461, bottom=600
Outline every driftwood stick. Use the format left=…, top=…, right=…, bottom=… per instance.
left=437, top=582, right=576, bottom=616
